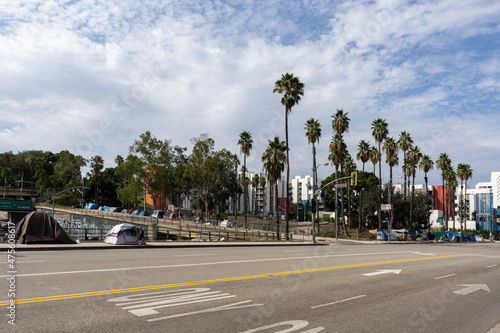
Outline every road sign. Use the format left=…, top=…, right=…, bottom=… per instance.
left=313, top=185, right=318, bottom=191
left=381, top=204, right=392, bottom=211
left=335, top=183, right=347, bottom=189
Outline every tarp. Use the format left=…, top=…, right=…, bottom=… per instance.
left=104, top=223, right=144, bottom=245
left=6, top=211, right=76, bottom=244
left=139, top=211, right=150, bottom=216
left=84, top=203, right=98, bottom=209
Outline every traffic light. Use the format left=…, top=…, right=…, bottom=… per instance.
left=350, top=172, right=357, bottom=186
left=312, top=199, right=316, bottom=212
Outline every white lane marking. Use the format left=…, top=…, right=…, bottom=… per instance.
left=486, top=264, right=497, bottom=268
left=434, top=274, right=456, bottom=280
left=0, top=260, right=45, bottom=264
left=469, top=254, right=500, bottom=259
left=362, top=269, right=401, bottom=277
left=412, top=252, right=435, bottom=256
left=284, top=250, right=308, bottom=253
left=174, top=254, right=216, bottom=257
left=0, top=250, right=419, bottom=278
left=454, top=284, right=491, bottom=295
left=311, top=295, right=366, bottom=309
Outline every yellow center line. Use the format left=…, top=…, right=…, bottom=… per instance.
left=0, top=254, right=467, bottom=306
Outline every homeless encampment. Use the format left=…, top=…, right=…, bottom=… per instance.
left=7, top=211, right=76, bottom=244
left=104, top=223, right=145, bottom=245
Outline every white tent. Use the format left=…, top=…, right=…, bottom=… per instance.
left=104, top=223, right=144, bottom=245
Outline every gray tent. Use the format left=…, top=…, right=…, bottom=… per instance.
left=8, top=211, right=75, bottom=244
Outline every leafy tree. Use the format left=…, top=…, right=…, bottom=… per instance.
left=130, top=131, right=175, bottom=210
left=89, top=155, right=104, bottom=205
left=274, top=73, right=304, bottom=237
left=115, top=154, right=144, bottom=208
left=54, top=150, right=87, bottom=189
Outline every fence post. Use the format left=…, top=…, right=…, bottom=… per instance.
left=226, top=232, right=229, bottom=241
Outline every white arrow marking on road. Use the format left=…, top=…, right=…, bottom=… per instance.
left=454, top=284, right=491, bottom=295
left=362, top=269, right=402, bottom=277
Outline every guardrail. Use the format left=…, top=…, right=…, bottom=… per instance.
left=38, top=207, right=293, bottom=242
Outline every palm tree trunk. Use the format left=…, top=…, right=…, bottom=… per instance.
left=378, top=142, right=382, bottom=231
left=411, top=171, right=416, bottom=230
left=285, top=108, right=290, bottom=239
left=425, top=174, right=430, bottom=232
left=275, top=182, right=280, bottom=240
left=389, top=165, right=393, bottom=230
left=312, top=144, right=319, bottom=233
left=359, top=164, right=365, bottom=234
left=403, top=152, right=407, bottom=201
left=243, top=155, right=247, bottom=229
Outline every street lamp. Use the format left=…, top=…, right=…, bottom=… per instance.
left=312, top=161, right=329, bottom=243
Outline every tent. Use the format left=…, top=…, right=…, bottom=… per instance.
left=84, top=203, right=98, bottom=209
left=139, top=211, right=150, bottom=216
left=6, top=211, right=76, bottom=244
left=104, top=223, right=145, bottom=245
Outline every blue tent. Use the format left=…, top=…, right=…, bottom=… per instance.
left=84, top=203, right=98, bottom=210
left=131, top=210, right=140, bottom=215
left=139, top=211, right=150, bottom=216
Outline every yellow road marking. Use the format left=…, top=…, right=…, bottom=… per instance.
left=0, top=254, right=467, bottom=306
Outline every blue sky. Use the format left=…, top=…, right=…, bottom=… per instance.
left=1, top=0, right=499, bottom=187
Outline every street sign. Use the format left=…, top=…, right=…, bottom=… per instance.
left=381, top=204, right=392, bottom=211
left=0, top=199, right=33, bottom=211
left=335, top=183, right=347, bottom=189
left=313, top=185, right=318, bottom=191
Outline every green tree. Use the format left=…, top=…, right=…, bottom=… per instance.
left=251, top=173, right=260, bottom=214
left=54, top=150, right=87, bottom=189
left=343, top=154, right=356, bottom=228
left=262, top=136, right=286, bottom=238
left=444, top=167, right=457, bottom=230
left=115, top=154, right=144, bottom=208
left=371, top=118, right=389, bottom=230
left=89, top=155, right=104, bottom=205
left=130, top=131, right=175, bottom=210
left=273, top=73, right=304, bottom=237
left=238, top=130, right=253, bottom=228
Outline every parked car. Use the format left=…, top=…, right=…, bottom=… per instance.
left=193, top=217, right=205, bottom=223
left=152, top=210, right=165, bottom=218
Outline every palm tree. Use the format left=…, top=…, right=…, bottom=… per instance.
left=262, top=136, right=287, bottom=239
left=383, top=136, right=398, bottom=228
left=343, top=154, right=356, bottom=229
left=436, top=153, right=451, bottom=230
left=398, top=131, right=413, bottom=200
left=260, top=175, right=267, bottom=215
left=457, top=163, right=473, bottom=233
left=371, top=118, right=389, bottom=230
left=329, top=134, right=348, bottom=235
left=370, top=146, right=380, bottom=176
left=444, top=167, right=457, bottom=230
left=90, top=155, right=104, bottom=206
left=332, top=109, right=350, bottom=234
left=251, top=174, right=260, bottom=214
left=238, top=131, right=253, bottom=229
left=408, top=146, right=422, bottom=229
left=419, top=154, right=434, bottom=231
left=305, top=118, right=322, bottom=231
left=356, top=140, right=371, bottom=232
left=274, top=73, right=304, bottom=238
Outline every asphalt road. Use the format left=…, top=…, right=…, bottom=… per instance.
left=1, top=242, right=500, bottom=332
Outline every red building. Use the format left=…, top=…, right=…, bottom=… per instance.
left=432, top=185, right=455, bottom=216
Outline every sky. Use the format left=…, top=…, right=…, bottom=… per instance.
left=1, top=0, right=499, bottom=188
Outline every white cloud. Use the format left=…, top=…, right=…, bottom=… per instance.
left=0, top=0, right=499, bottom=187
